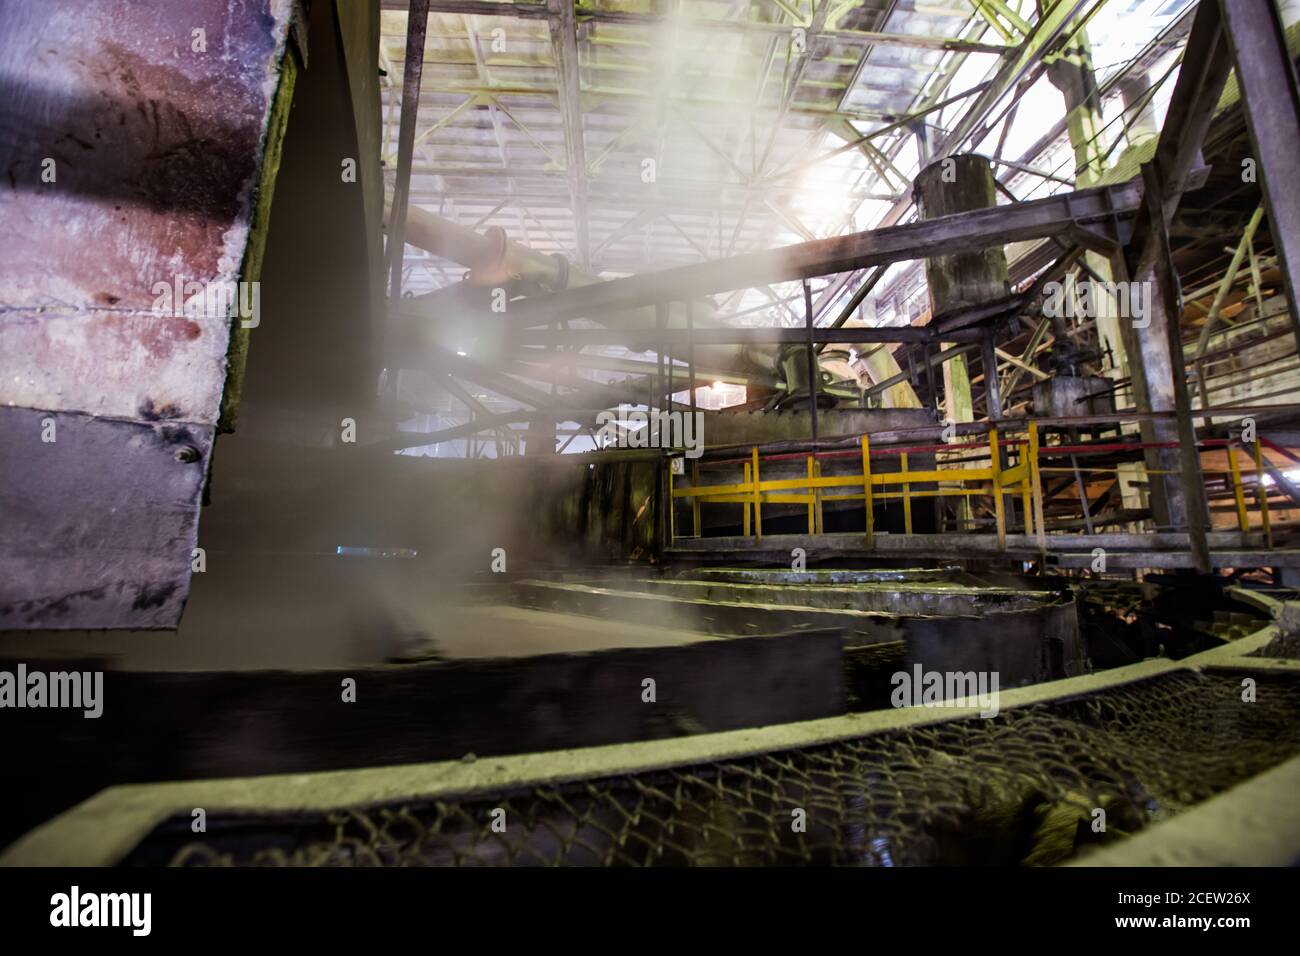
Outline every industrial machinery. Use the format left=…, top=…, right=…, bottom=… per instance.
left=3, top=0, right=1300, bottom=884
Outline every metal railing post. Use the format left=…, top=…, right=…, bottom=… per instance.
left=990, top=426, right=1005, bottom=551
left=862, top=434, right=874, bottom=547
left=1028, top=421, right=1047, bottom=558
left=1254, top=439, right=1272, bottom=547
left=900, top=452, right=913, bottom=535
left=1228, top=442, right=1250, bottom=533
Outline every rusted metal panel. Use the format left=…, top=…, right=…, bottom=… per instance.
left=0, top=308, right=230, bottom=424
left=0, top=406, right=213, bottom=629
left=0, top=0, right=295, bottom=424
left=0, top=0, right=296, bottom=628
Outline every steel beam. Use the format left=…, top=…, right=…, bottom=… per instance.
left=755, top=0, right=834, bottom=177
left=501, top=179, right=1141, bottom=327
left=546, top=0, right=591, bottom=270
left=508, top=347, right=764, bottom=387
left=1143, top=162, right=1212, bottom=572
left=513, top=326, right=962, bottom=348
left=386, top=0, right=431, bottom=302
left=1217, top=0, right=1300, bottom=351
left=863, top=344, right=977, bottom=400
left=937, top=0, right=1094, bottom=158
left=379, top=2, right=1008, bottom=54
left=1117, top=0, right=1234, bottom=571
left=385, top=78, right=948, bottom=125
left=761, top=82, right=991, bottom=186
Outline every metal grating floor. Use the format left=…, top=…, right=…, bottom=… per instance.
left=121, top=671, right=1300, bottom=867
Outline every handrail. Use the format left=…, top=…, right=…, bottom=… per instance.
left=668, top=416, right=1284, bottom=548
left=683, top=403, right=1300, bottom=464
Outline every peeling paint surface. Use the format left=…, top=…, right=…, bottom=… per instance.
left=0, top=0, right=293, bottom=628
left=0, top=0, right=293, bottom=425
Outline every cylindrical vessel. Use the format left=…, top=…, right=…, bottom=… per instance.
left=912, top=154, right=1011, bottom=320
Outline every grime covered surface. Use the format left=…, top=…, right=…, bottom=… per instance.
left=120, top=670, right=1300, bottom=867
left=0, top=0, right=294, bottom=628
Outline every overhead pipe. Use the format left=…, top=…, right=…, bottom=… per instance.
left=392, top=197, right=585, bottom=293
left=386, top=196, right=934, bottom=414
left=384, top=195, right=796, bottom=392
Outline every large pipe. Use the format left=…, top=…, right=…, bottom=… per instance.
left=385, top=197, right=792, bottom=390
left=395, top=199, right=587, bottom=293
left=914, top=154, right=1013, bottom=426
left=913, top=154, right=1011, bottom=319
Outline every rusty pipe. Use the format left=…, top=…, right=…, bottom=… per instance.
left=389, top=197, right=589, bottom=293
left=385, top=196, right=855, bottom=394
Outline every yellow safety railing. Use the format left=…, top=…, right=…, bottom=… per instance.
left=668, top=422, right=1280, bottom=549
left=670, top=422, right=1050, bottom=551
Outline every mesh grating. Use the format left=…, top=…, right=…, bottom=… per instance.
left=123, top=671, right=1300, bottom=867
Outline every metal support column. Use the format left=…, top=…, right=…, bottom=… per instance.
left=804, top=280, right=819, bottom=442
left=686, top=299, right=697, bottom=415
left=385, top=0, right=431, bottom=303
left=1218, top=0, right=1300, bottom=351
left=1143, top=161, right=1212, bottom=573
